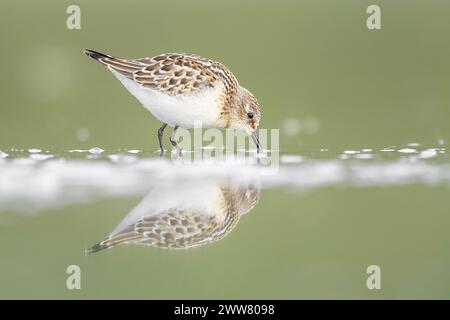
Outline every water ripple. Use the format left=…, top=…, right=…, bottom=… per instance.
left=0, top=145, right=449, bottom=213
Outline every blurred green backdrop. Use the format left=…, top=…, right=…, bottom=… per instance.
left=1, top=0, right=450, bottom=300
left=1, top=0, right=449, bottom=151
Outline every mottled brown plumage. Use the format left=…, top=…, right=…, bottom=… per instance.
left=84, top=49, right=262, bottom=152
left=94, top=52, right=238, bottom=98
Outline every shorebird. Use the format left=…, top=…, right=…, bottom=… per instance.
left=83, top=49, right=262, bottom=153
left=86, top=179, right=260, bottom=253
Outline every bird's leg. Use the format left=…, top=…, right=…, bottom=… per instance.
left=157, top=123, right=167, bottom=156
left=169, top=125, right=182, bottom=155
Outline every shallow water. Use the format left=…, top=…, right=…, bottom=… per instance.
left=1, top=0, right=450, bottom=301
left=0, top=144, right=449, bottom=299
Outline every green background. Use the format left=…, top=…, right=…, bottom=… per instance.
left=1, top=0, right=449, bottom=150
left=0, top=0, right=450, bottom=299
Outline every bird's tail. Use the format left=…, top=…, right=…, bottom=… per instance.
left=85, top=238, right=122, bottom=255
left=85, top=230, right=143, bottom=254
left=83, top=48, right=113, bottom=62
left=85, top=241, right=110, bottom=255
left=83, top=48, right=143, bottom=79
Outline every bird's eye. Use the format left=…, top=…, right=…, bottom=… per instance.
left=247, top=112, right=254, bottom=119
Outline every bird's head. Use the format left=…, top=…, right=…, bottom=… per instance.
left=229, top=86, right=262, bottom=151
left=233, top=182, right=261, bottom=216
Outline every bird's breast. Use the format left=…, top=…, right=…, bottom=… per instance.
left=111, top=70, right=224, bottom=128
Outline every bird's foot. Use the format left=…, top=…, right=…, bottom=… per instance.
left=172, top=145, right=183, bottom=157
left=155, top=149, right=167, bottom=157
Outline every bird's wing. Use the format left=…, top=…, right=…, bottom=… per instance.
left=132, top=53, right=223, bottom=95
left=87, top=50, right=238, bottom=96
left=86, top=208, right=226, bottom=253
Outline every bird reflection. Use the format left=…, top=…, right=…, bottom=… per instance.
left=87, top=178, right=260, bottom=253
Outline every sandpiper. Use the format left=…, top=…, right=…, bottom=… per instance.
left=84, top=49, right=262, bottom=153
left=86, top=180, right=260, bottom=253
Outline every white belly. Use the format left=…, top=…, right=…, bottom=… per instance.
left=111, top=70, right=221, bottom=128
left=112, top=180, right=224, bottom=235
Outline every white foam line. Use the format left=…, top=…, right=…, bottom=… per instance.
left=398, top=148, right=417, bottom=154
left=0, top=158, right=449, bottom=214
left=88, top=147, right=104, bottom=155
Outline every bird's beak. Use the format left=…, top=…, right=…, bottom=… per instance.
left=251, top=130, right=261, bottom=153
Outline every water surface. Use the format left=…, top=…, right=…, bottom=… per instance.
left=0, top=144, right=449, bottom=299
